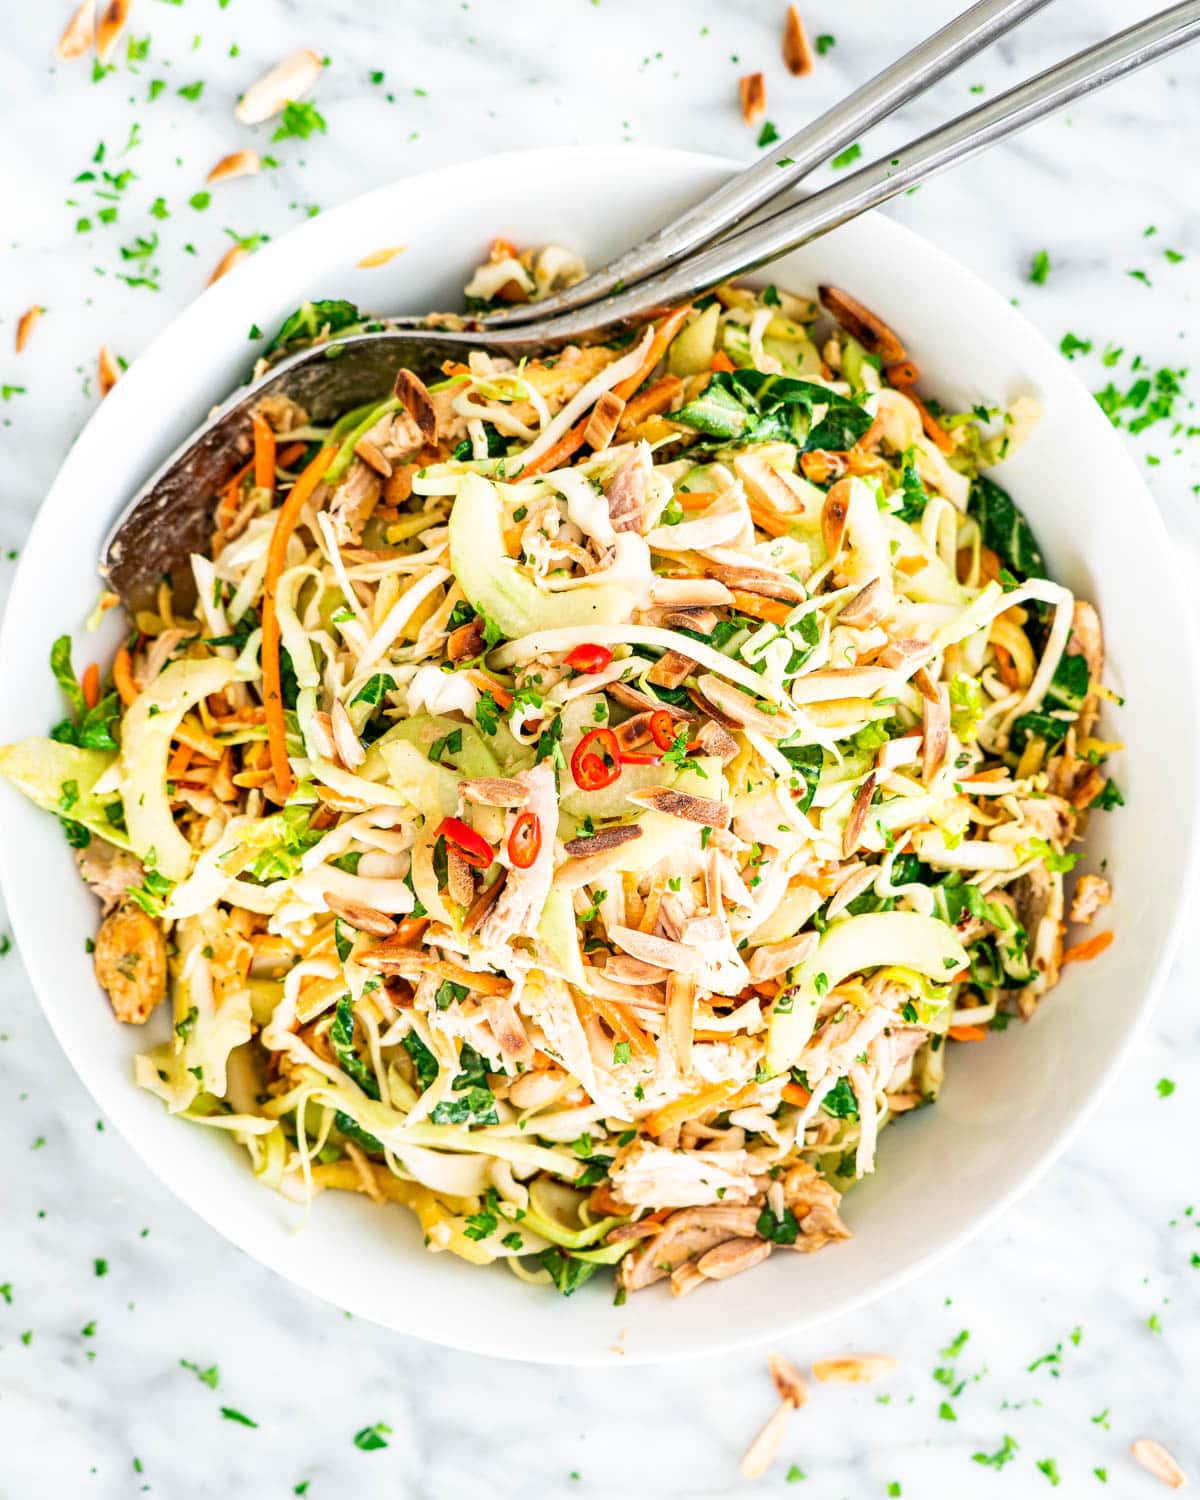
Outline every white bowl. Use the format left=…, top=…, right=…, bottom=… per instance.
left=3, top=148, right=1197, bottom=1365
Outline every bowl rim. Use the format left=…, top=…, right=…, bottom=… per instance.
left=3, top=144, right=1198, bottom=1365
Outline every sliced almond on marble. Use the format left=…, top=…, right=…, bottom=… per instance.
left=357, top=245, right=407, bottom=268
left=94, top=0, right=130, bottom=64
left=1131, top=1438, right=1187, bottom=1490
left=739, top=71, right=767, bottom=126
left=208, top=244, right=249, bottom=285
left=207, top=149, right=261, bottom=184
left=56, top=0, right=95, bottom=60
left=782, top=6, right=815, bottom=76
left=739, top=1401, right=791, bottom=1480
left=235, top=48, right=323, bottom=125
left=97, top=344, right=120, bottom=398
left=769, top=1352, right=811, bottom=1408
left=15, top=305, right=42, bottom=353
left=812, top=1353, right=897, bottom=1384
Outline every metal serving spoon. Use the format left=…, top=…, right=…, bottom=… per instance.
left=102, top=0, right=1200, bottom=609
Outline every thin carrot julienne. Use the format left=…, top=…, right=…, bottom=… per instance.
left=1062, top=929, right=1114, bottom=966
left=112, top=645, right=138, bottom=706
left=261, top=446, right=336, bottom=800
left=80, top=661, right=100, bottom=710
left=251, top=411, right=276, bottom=494
left=948, top=1024, right=988, bottom=1042
left=612, top=302, right=693, bottom=401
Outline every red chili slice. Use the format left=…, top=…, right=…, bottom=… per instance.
left=617, top=750, right=663, bottom=766
left=648, top=709, right=678, bottom=751
left=434, top=816, right=496, bottom=869
left=507, top=811, right=542, bottom=869
left=570, top=727, right=622, bottom=791
left=564, top=643, right=614, bottom=674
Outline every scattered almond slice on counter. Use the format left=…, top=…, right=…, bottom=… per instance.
left=97, top=344, right=120, bottom=397
left=94, top=0, right=130, bottom=64
left=235, top=48, right=323, bottom=125
left=15, top=305, right=43, bottom=353
left=739, top=1353, right=810, bottom=1479
left=357, top=245, right=408, bottom=268
left=739, top=72, right=767, bottom=126
left=811, top=1353, right=898, bottom=1384
left=55, top=0, right=95, bottom=60
left=208, top=244, right=250, bottom=285
left=782, top=5, right=815, bottom=76
left=207, top=149, right=261, bottom=184
left=1131, top=1438, right=1187, bottom=1489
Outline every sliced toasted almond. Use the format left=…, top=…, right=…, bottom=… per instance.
left=812, top=1353, right=897, bottom=1385
left=207, top=149, right=261, bottom=185
left=602, top=954, right=667, bottom=986
left=653, top=605, right=720, bottom=634
left=447, top=617, right=487, bottom=661
left=584, top=389, right=626, bottom=452
left=703, top=559, right=806, bottom=603
left=645, top=648, right=696, bottom=691
left=354, top=436, right=392, bottom=477
left=1131, top=1438, right=1187, bottom=1489
left=606, top=681, right=694, bottom=720
left=357, top=245, right=407, bottom=269
left=464, top=870, right=507, bottom=935
left=739, top=71, right=767, bottom=126
left=912, top=663, right=940, bottom=703
left=459, top=776, right=531, bottom=808
left=843, top=772, right=876, bottom=857
left=94, top=0, right=130, bottom=64
left=739, top=1401, right=791, bottom=1480
left=56, top=0, right=95, bottom=60
left=445, top=847, right=475, bottom=907
left=563, top=825, right=642, bottom=858
left=309, top=710, right=336, bottom=761
left=507, top=1065, right=567, bottom=1110
left=665, top=971, right=695, bottom=1072
left=695, top=719, right=739, bottom=764
left=769, top=1352, right=811, bottom=1408
left=235, top=48, right=323, bottom=125
left=646, top=576, right=735, bottom=608
left=97, top=344, right=120, bottom=398
left=329, top=698, right=365, bottom=771
left=838, top=577, right=887, bottom=628
left=626, top=786, right=732, bottom=830
left=394, top=368, right=439, bottom=444
left=818, top=285, right=906, bottom=364
left=694, top=673, right=784, bottom=737
left=876, top=638, right=930, bottom=670
left=782, top=5, right=815, bottom=76
left=15, top=305, right=42, bottom=354
left=325, top=893, right=397, bottom=938
left=609, top=926, right=701, bottom=972
left=821, top=481, right=851, bottom=557
left=921, top=683, right=950, bottom=783
left=208, top=244, right=249, bottom=285
left=748, top=930, right=819, bottom=981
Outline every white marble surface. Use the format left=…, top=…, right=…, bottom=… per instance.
left=2, top=2, right=1200, bottom=1496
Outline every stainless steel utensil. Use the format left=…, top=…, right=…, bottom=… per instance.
left=102, top=0, right=1200, bottom=608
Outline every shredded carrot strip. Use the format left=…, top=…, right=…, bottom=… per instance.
left=465, top=670, right=512, bottom=709
left=276, top=441, right=307, bottom=470
left=884, top=359, right=920, bottom=386
left=896, top=383, right=954, bottom=454
left=710, top=350, right=735, bottom=373
left=490, top=237, right=518, bottom=262
left=519, top=417, right=589, bottom=478
left=746, top=501, right=795, bottom=538
left=251, top=411, right=276, bottom=494
left=167, top=742, right=193, bottom=779
left=217, top=457, right=255, bottom=527
left=392, top=916, right=430, bottom=947
left=612, top=302, right=693, bottom=401
left=1062, top=929, right=1114, bottom=966
left=782, top=1080, right=812, bottom=1107
left=81, top=661, right=100, bottom=710
left=616, top=374, right=683, bottom=434
left=112, top=646, right=138, bottom=706
left=644, top=1079, right=739, bottom=1138
left=948, top=1024, right=988, bottom=1042
left=590, top=995, right=654, bottom=1059
left=727, top=588, right=795, bottom=626
left=174, top=716, right=225, bottom=761
left=262, top=446, right=336, bottom=799
left=675, top=489, right=720, bottom=511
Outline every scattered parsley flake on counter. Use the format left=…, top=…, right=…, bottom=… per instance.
left=1147, top=1312, right=1163, bottom=1332
left=940, top=1329, right=969, bottom=1358
left=1094, top=1467, right=1108, bottom=1483
left=189, top=191, right=211, bottom=211
left=831, top=143, right=861, bottom=169
left=1036, top=1457, right=1061, bottom=1487
left=274, top=101, right=327, bottom=142
left=353, top=1422, right=391, bottom=1451
left=180, top=1358, right=219, bottom=1388
left=776, top=156, right=795, bottom=167
left=1, top=386, right=25, bottom=401
left=20, top=1331, right=31, bottom=1346
left=973, top=1435, right=1019, bottom=1470
left=938, top=1401, right=956, bottom=1421
left=0, top=1284, right=11, bottom=1304
left=94, top=1258, right=108, bottom=1277
left=887, top=1485, right=901, bottom=1497
left=148, top=79, right=166, bottom=101
left=1060, top=332, right=1091, bottom=360
left=757, top=121, right=780, bottom=148
left=178, top=81, right=204, bottom=101
left=1157, top=1077, right=1176, bottom=1098
left=294, top=1486, right=310, bottom=1497
left=816, top=33, right=836, bottom=53
left=1127, top=269, right=1151, bottom=287
left=220, top=1407, right=258, bottom=1428
left=1029, top=250, right=1050, bottom=284
left=786, top=1464, right=806, bottom=1483
left=81, top=1320, right=96, bottom=1336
